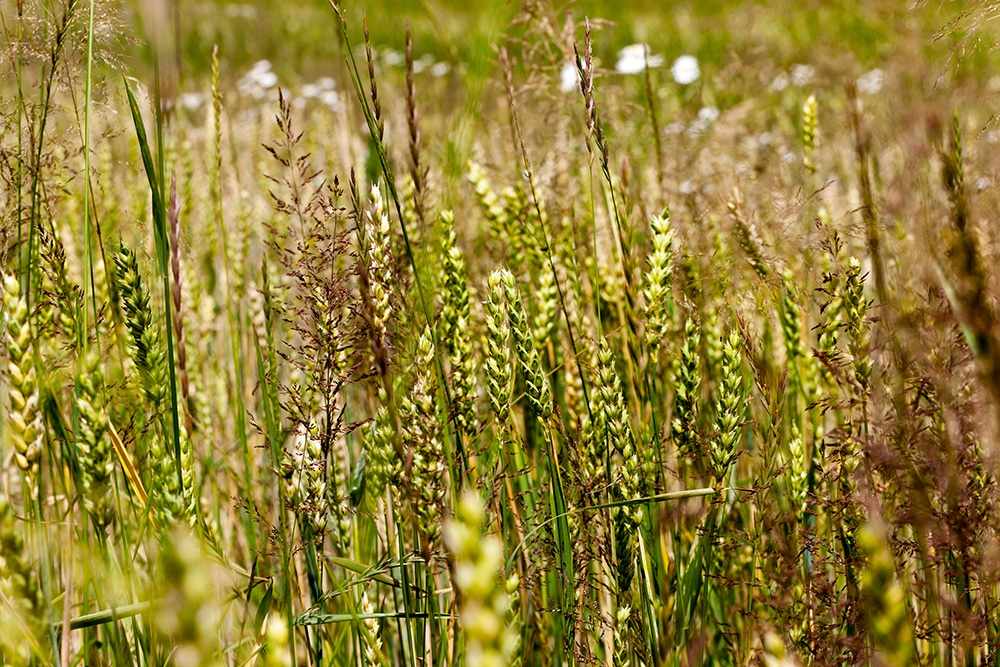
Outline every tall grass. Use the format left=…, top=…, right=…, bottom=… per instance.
left=3, top=0, right=1000, bottom=666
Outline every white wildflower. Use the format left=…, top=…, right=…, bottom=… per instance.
left=616, top=44, right=664, bottom=75
left=319, top=90, right=342, bottom=111
left=431, top=62, right=451, bottom=77
left=698, top=106, right=720, bottom=124
left=560, top=60, right=580, bottom=93
left=180, top=92, right=204, bottom=111
left=300, top=83, right=321, bottom=99
left=382, top=49, right=404, bottom=67
left=687, top=106, right=718, bottom=137
left=790, top=64, right=814, bottom=87
left=224, top=4, right=254, bottom=18
left=857, top=68, right=883, bottom=95
left=413, top=54, right=435, bottom=74
left=664, top=121, right=685, bottom=135
left=238, top=82, right=265, bottom=100
left=770, top=73, right=789, bottom=92
left=256, top=71, right=278, bottom=89
left=671, top=54, right=700, bottom=84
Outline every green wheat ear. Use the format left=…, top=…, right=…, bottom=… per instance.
left=728, top=189, right=769, bottom=280
left=613, top=605, right=632, bottom=667
left=642, top=207, right=676, bottom=350
left=0, top=491, right=43, bottom=651
left=113, top=242, right=168, bottom=409
left=361, top=182, right=396, bottom=374
left=711, top=329, right=746, bottom=483
left=76, top=346, right=116, bottom=529
left=844, top=257, right=872, bottom=391
left=501, top=268, right=553, bottom=419
left=147, top=426, right=196, bottom=529
left=440, top=210, right=479, bottom=435
left=594, top=338, right=639, bottom=509
left=672, top=318, right=702, bottom=467
left=593, top=337, right=642, bottom=605
left=443, top=489, right=516, bottom=667
left=2, top=274, right=43, bottom=481
left=280, top=426, right=330, bottom=540
left=532, top=266, right=559, bottom=350
left=399, top=328, right=446, bottom=551
left=505, top=573, right=523, bottom=667
left=785, top=424, right=808, bottom=522
left=485, top=269, right=514, bottom=428
left=779, top=267, right=817, bottom=405
left=467, top=161, right=508, bottom=234
left=37, top=226, right=82, bottom=347
left=364, top=389, right=400, bottom=501
left=802, top=93, right=818, bottom=173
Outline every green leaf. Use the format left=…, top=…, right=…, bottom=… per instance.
left=349, top=452, right=366, bottom=507
left=253, top=583, right=274, bottom=638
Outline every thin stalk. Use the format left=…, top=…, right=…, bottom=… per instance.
left=26, top=0, right=82, bottom=308
left=15, top=0, right=23, bottom=282
left=255, top=261, right=296, bottom=667
left=82, top=0, right=96, bottom=338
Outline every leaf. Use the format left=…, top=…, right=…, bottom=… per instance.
left=349, top=452, right=366, bottom=507
left=65, top=600, right=156, bottom=630
left=123, top=78, right=171, bottom=282
left=253, top=583, right=274, bottom=637
left=108, top=420, right=157, bottom=531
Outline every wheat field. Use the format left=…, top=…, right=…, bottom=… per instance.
left=3, top=1, right=1000, bottom=665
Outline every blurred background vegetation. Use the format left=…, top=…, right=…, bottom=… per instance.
left=127, top=0, right=996, bottom=90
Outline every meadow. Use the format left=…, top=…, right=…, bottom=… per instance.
left=3, top=0, right=1000, bottom=665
